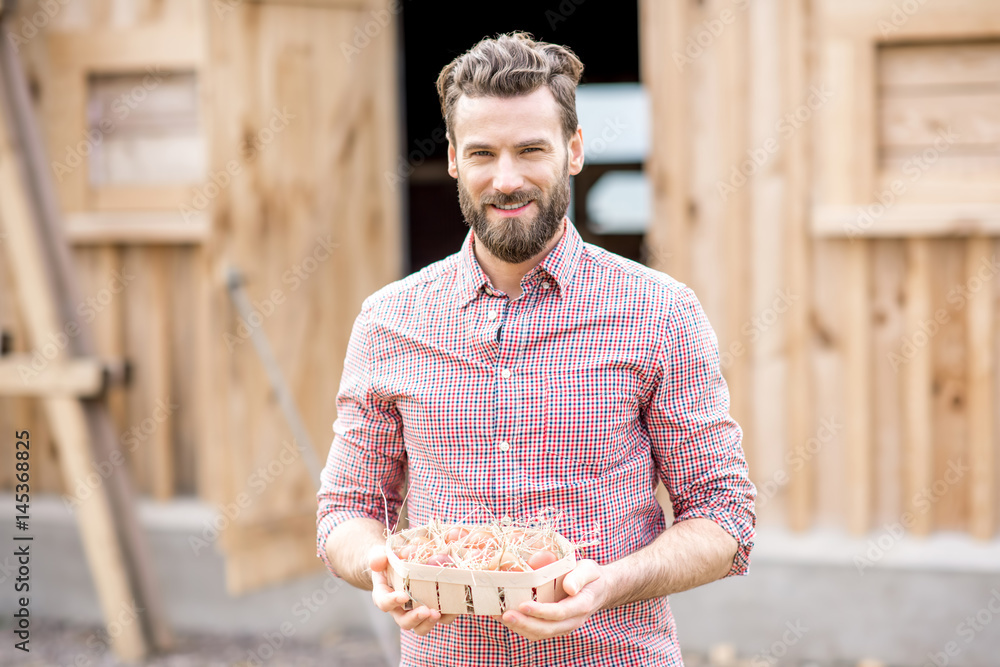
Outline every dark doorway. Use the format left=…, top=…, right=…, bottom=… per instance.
left=399, top=1, right=643, bottom=274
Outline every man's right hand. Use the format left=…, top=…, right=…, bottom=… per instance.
left=369, top=547, right=458, bottom=636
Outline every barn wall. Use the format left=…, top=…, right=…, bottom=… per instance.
left=641, top=0, right=1000, bottom=539
left=0, top=0, right=401, bottom=592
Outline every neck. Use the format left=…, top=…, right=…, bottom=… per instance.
left=473, top=219, right=565, bottom=300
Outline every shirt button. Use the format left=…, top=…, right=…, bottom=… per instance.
left=500, top=369, right=511, bottom=379
left=487, top=310, right=498, bottom=321
left=484, top=287, right=494, bottom=296
left=541, top=281, right=551, bottom=290
left=498, top=441, right=510, bottom=452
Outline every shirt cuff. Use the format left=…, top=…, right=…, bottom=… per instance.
left=316, top=509, right=386, bottom=579
left=673, top=509, right=754, bottom=577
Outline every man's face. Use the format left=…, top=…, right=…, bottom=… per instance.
left=447, top=86, right=584, bottom=264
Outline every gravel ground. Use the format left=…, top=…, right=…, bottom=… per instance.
left=0, top=619, right=389, bottom=667
left=0, top=620, right=895, bottom=667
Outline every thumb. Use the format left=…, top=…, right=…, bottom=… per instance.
left=368, top=545, right=389, bottom=572
left=563, top=560, right=601, bottom=596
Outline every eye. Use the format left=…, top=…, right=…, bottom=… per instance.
left=522, top=147, right=542, bottom=153
left=471, top=151, right=492, bottom=157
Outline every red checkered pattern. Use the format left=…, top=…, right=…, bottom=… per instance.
left=317, top=218, right=756, bottom=666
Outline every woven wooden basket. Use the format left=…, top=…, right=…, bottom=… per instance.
left=385, top=526, right=577, bottom=615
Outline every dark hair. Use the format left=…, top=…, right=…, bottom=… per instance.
left=435, top=32, right=585, bottom=142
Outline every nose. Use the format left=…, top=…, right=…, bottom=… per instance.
left=492, top=153, right=524, bottom=194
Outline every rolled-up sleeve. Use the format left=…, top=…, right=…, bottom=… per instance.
left=316, top=302, right=406, bottom=577
left=647, top=286, right=756, bottom=576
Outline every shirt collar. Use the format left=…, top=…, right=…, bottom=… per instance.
left=454, top=216, right=584, bottom=307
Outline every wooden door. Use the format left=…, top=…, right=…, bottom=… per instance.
left=641, top=0, right=999, bottom=539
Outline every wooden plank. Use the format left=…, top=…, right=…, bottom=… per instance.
left=929, top=239, right=968, bottom=531
left=0, top=356, right=104, bottom=396
left=878, top=41, right=1000, bottom=89
left=92, top=186, right=200, bottom=212
left=65, top=211, right=210, bottom=244
left=122, top=247, right=173, bottom=500
left=902, top=238, right=934, bottom=535
left=871, top=240, right=905, bottom=527
left=641, top=0, right=690, bottom=282
left=844, top=242, right=872, bottom=535
left=47, top=28, right=204, bottom=70
left=717, top=0, right=754, bottom=511
left=747, top=0, right=785, bottom=525
left=966, top=236, right=995, bottom=539
left=813, top=204, right=1000, bottom=237
left=783, top=0, right=812, bottom=532
left=169, top=248, right=199, bottom=494
left=879, top=92, right=1000, bottom=148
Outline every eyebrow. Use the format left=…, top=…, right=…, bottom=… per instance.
left=463, top=138, right=554, bottom=152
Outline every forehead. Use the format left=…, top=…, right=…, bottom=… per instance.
left=451, top=86, right=564, bottom=146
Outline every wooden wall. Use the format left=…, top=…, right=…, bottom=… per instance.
left=0, top=0, right=401, bottom=593
left=641, top=0, right=1000, bottom=539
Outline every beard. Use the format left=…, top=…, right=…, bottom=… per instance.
left=457, top=160, right=571, bottom=264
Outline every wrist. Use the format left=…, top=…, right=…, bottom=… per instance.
left=596, top=561, right=622, bottom=611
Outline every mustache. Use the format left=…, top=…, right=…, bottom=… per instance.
left=480, top=189, right=543, bottom=206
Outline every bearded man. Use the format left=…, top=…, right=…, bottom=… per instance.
left=318, top=32, right=756, bottom=667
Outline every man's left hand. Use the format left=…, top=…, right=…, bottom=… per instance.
left=499, top=559, right=608, bottom=641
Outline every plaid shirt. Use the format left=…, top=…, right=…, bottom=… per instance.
left=317, top=218, right=756, bottom=667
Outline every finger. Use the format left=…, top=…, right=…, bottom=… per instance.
left=370, top=571, right=402, bottom=601
left=388, top=606, right=424, bottom=630
left=372, top=589, right=410, bottom=612
left=391, top=605, right=437, bottom=632
left=517, top=594, right=591, bottom=622
left=410, top=611, right=445, bottom=636
left=501, top=610, right=575, bottom=641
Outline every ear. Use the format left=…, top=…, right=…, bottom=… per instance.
left=567, top=126, right=585, bottom=176
left=447, top=140, right=458, bottom=179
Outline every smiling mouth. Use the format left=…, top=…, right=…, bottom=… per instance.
left=491, top=201, right=533, bottom=212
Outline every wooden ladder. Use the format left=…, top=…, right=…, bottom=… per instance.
left=0, top=4, right=171, bottom=660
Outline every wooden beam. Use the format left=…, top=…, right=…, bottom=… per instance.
left=65, top=211, right=210, bottom=245
left=0, top=73, right=150, bottom=661
left=0, top=356, right=104, bottom=397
